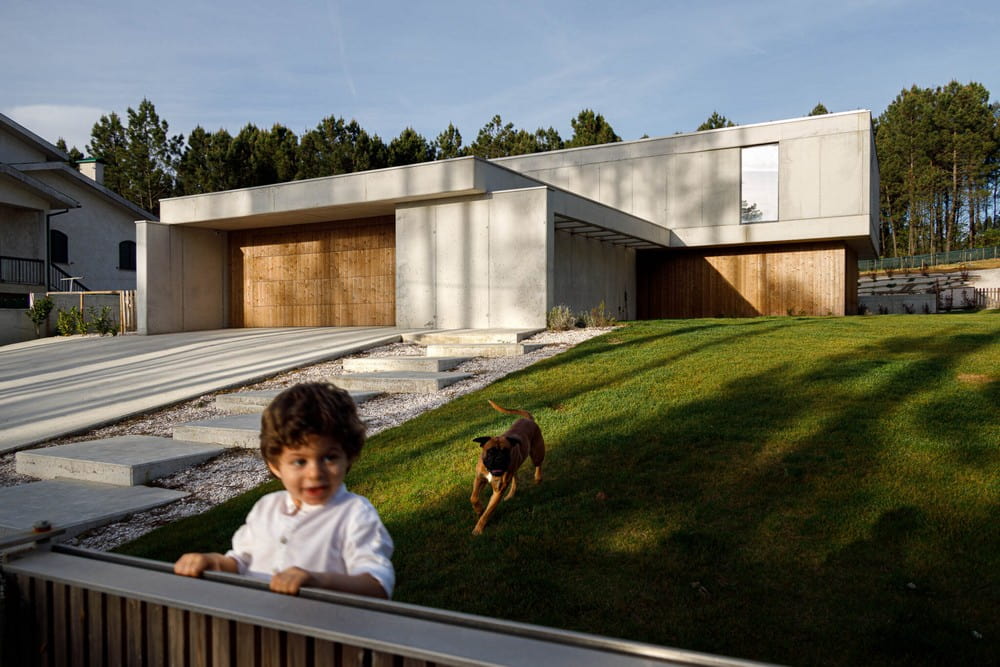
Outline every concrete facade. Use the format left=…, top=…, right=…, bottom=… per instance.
left=142, top=111, right=878, bottom=332
left=0, top=113, right=155, bottom=345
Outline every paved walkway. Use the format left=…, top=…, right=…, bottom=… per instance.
left=0, top=327, right=419, bottom=454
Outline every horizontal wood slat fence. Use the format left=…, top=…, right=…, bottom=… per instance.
left=1, top=542, right=772, bottom=667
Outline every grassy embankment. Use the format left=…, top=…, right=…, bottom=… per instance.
left=120, top=314, right=1000, bottom=666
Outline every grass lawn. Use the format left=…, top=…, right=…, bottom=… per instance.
left=119, top=314, right=999, bottom=666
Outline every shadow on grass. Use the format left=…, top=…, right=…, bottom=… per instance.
left=120, top=318, right=1000, bottom=667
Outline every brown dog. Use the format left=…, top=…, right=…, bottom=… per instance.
left=470, top=400, right=545, bottom=535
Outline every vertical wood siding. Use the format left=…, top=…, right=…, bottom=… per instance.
left=5, top=573, right=416, bottom=667
left=229, top=217, right=395, bottom=327
left=637, top=242, right=852, bottom=318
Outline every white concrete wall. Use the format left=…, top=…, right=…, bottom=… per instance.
left=138, top=222, right=227, bottom=334
left=553, top=232, right=635, bottom=320
left=396, top=188, right=550, bottom=329
left=0, top=307, right=36, bottom=345
left=496, top=111, right=877, bottom=256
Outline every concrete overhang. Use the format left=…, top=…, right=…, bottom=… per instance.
left=547, top=188, right=670, bottom=249
left=158, top=157, right=509, bottom=230
left=0, top=163, right=80, bottom=209
left=669, top=215, right=878, bottom=258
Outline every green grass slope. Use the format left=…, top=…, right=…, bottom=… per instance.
left=119, top=315, right=1000, bottom=666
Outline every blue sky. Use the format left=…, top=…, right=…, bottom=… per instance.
left=3, top=0, right=998, bottom=155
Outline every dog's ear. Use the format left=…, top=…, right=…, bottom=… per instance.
left=473, top=436, right=491, bottom=447
left=506, top=435, right=522, bottom=447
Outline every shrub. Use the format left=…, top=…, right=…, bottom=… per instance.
left=582, top=300, right=616, bottom=328
left=88, top=305, right=118, bottom=336
left=56, top=306, right=87, bottom=336
left=24, top=295, right=54, bottom=338
left=547, top=304, right=578, bottom=331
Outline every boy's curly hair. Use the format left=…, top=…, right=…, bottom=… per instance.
left=260, top=383, right=366, bottom=464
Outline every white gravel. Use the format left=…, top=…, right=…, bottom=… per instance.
left=0, top=327, right=612, bottom=551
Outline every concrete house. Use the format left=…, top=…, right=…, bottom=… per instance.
left=0, top=113, right=154, bottom=344
left=139, top=110, right=878, bottom=333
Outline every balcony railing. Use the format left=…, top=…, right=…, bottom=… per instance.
left=0, top=255, right=44, bottom=286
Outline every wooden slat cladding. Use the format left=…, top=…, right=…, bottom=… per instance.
left=3, top=574, right=425, bottom=667
left=229, top=217, right=395, bottom=327
left=638, top=242, right=852, bottom=318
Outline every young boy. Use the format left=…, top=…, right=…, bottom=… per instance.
left=174, top=382, right=394, bottom=598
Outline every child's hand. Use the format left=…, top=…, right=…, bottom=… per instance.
left=174, top=552, right=212, bottom=578
left=270, top=566, right=312, bottom=595
left=173, top=552, right=238, bottom=577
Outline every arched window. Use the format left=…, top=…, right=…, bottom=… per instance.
left=119, top=240, right=137, bottom=271
left=50, top=230, right=69, bottom=264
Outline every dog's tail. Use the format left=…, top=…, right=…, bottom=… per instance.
left=487, top=399, right=534, bottom=421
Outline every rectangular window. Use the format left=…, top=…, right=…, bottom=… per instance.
left=741, top=144, right=778, bottom=223
left=0, top=292, right=30, bottom=309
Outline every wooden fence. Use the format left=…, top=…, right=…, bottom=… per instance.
left=45, top=290, right=136, bottom=333
left=1, top=540, right=774, bottom=667
left=975, top=287, right=1000, bottom=309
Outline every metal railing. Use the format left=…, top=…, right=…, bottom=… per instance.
left=0, top=255, right=44, bottom=286
left=1, top=539, right=777, bottom=667
left=49, top=263, right=89, bottom=292
left=859, top=245, right=1000, bottom=272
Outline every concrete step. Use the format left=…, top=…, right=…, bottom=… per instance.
left=329, top=371, right=472, bottom=394
left=424, top=343, right=545, bottom=357
left=215, top=389, right=380, bottom=414
left=402, top=328, right=542, bottom=345
left=0, top=479, right=188, bottom=539
left=173, top=414, right=262, bottom=449
left=14, top=436, right=224, bottom=487
left=342, top=356, right=470, bottom=373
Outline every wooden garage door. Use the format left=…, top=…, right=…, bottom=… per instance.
left=229, top=216, right=395, bottom=327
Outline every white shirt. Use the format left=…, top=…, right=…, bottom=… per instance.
left=225, top=485, right=395, bottom=597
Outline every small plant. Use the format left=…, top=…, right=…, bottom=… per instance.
left=582, top=300, right=616, bottom=328
left=885, top=266, right=894, bottom=278
left=959, top=264, right=970, bottom=282
left=56, top=306, right=87, bottom=335
left=24, top=295, right=54, bottom=338
left=88, top=305, right=118, bottom=336
left=546, top=304, right=578, bottom=331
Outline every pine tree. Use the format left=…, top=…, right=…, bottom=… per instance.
left=697, top=112, right=736, bottom=131
left=388, top=127, right=436, bottom=166
left=435, top=123, right=464, bottom=159
left=566, top=109, right=620, bottom=147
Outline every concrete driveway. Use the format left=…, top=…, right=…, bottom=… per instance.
left=0, top=327, right=420, bottom=454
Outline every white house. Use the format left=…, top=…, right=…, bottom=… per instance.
left=0, top=113, right=154, bottom=344
left=139, top=110, right=878, bottom=333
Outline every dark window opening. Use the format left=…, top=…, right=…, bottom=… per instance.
left=50, top=230, right=69, bottom=264
left=119, top=240, right=136, bottom=271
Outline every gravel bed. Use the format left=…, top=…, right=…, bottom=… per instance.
left=0, top=328, right=611, bottom=551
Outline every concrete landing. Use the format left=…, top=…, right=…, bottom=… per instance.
left=402, top=329, right=542, bottom=345
left=14, top=436, right=224, bottom=486
left=342, top=356, right=470, bottom=373
left=215, top=389, right=381, bottom=414
left=0, top=480, right=188, bottom=539
left=330, top=371, right=472, bottom=394
left=425, top=343, right=545, bottom=357
left=173, top=414, right=262, bottom=449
